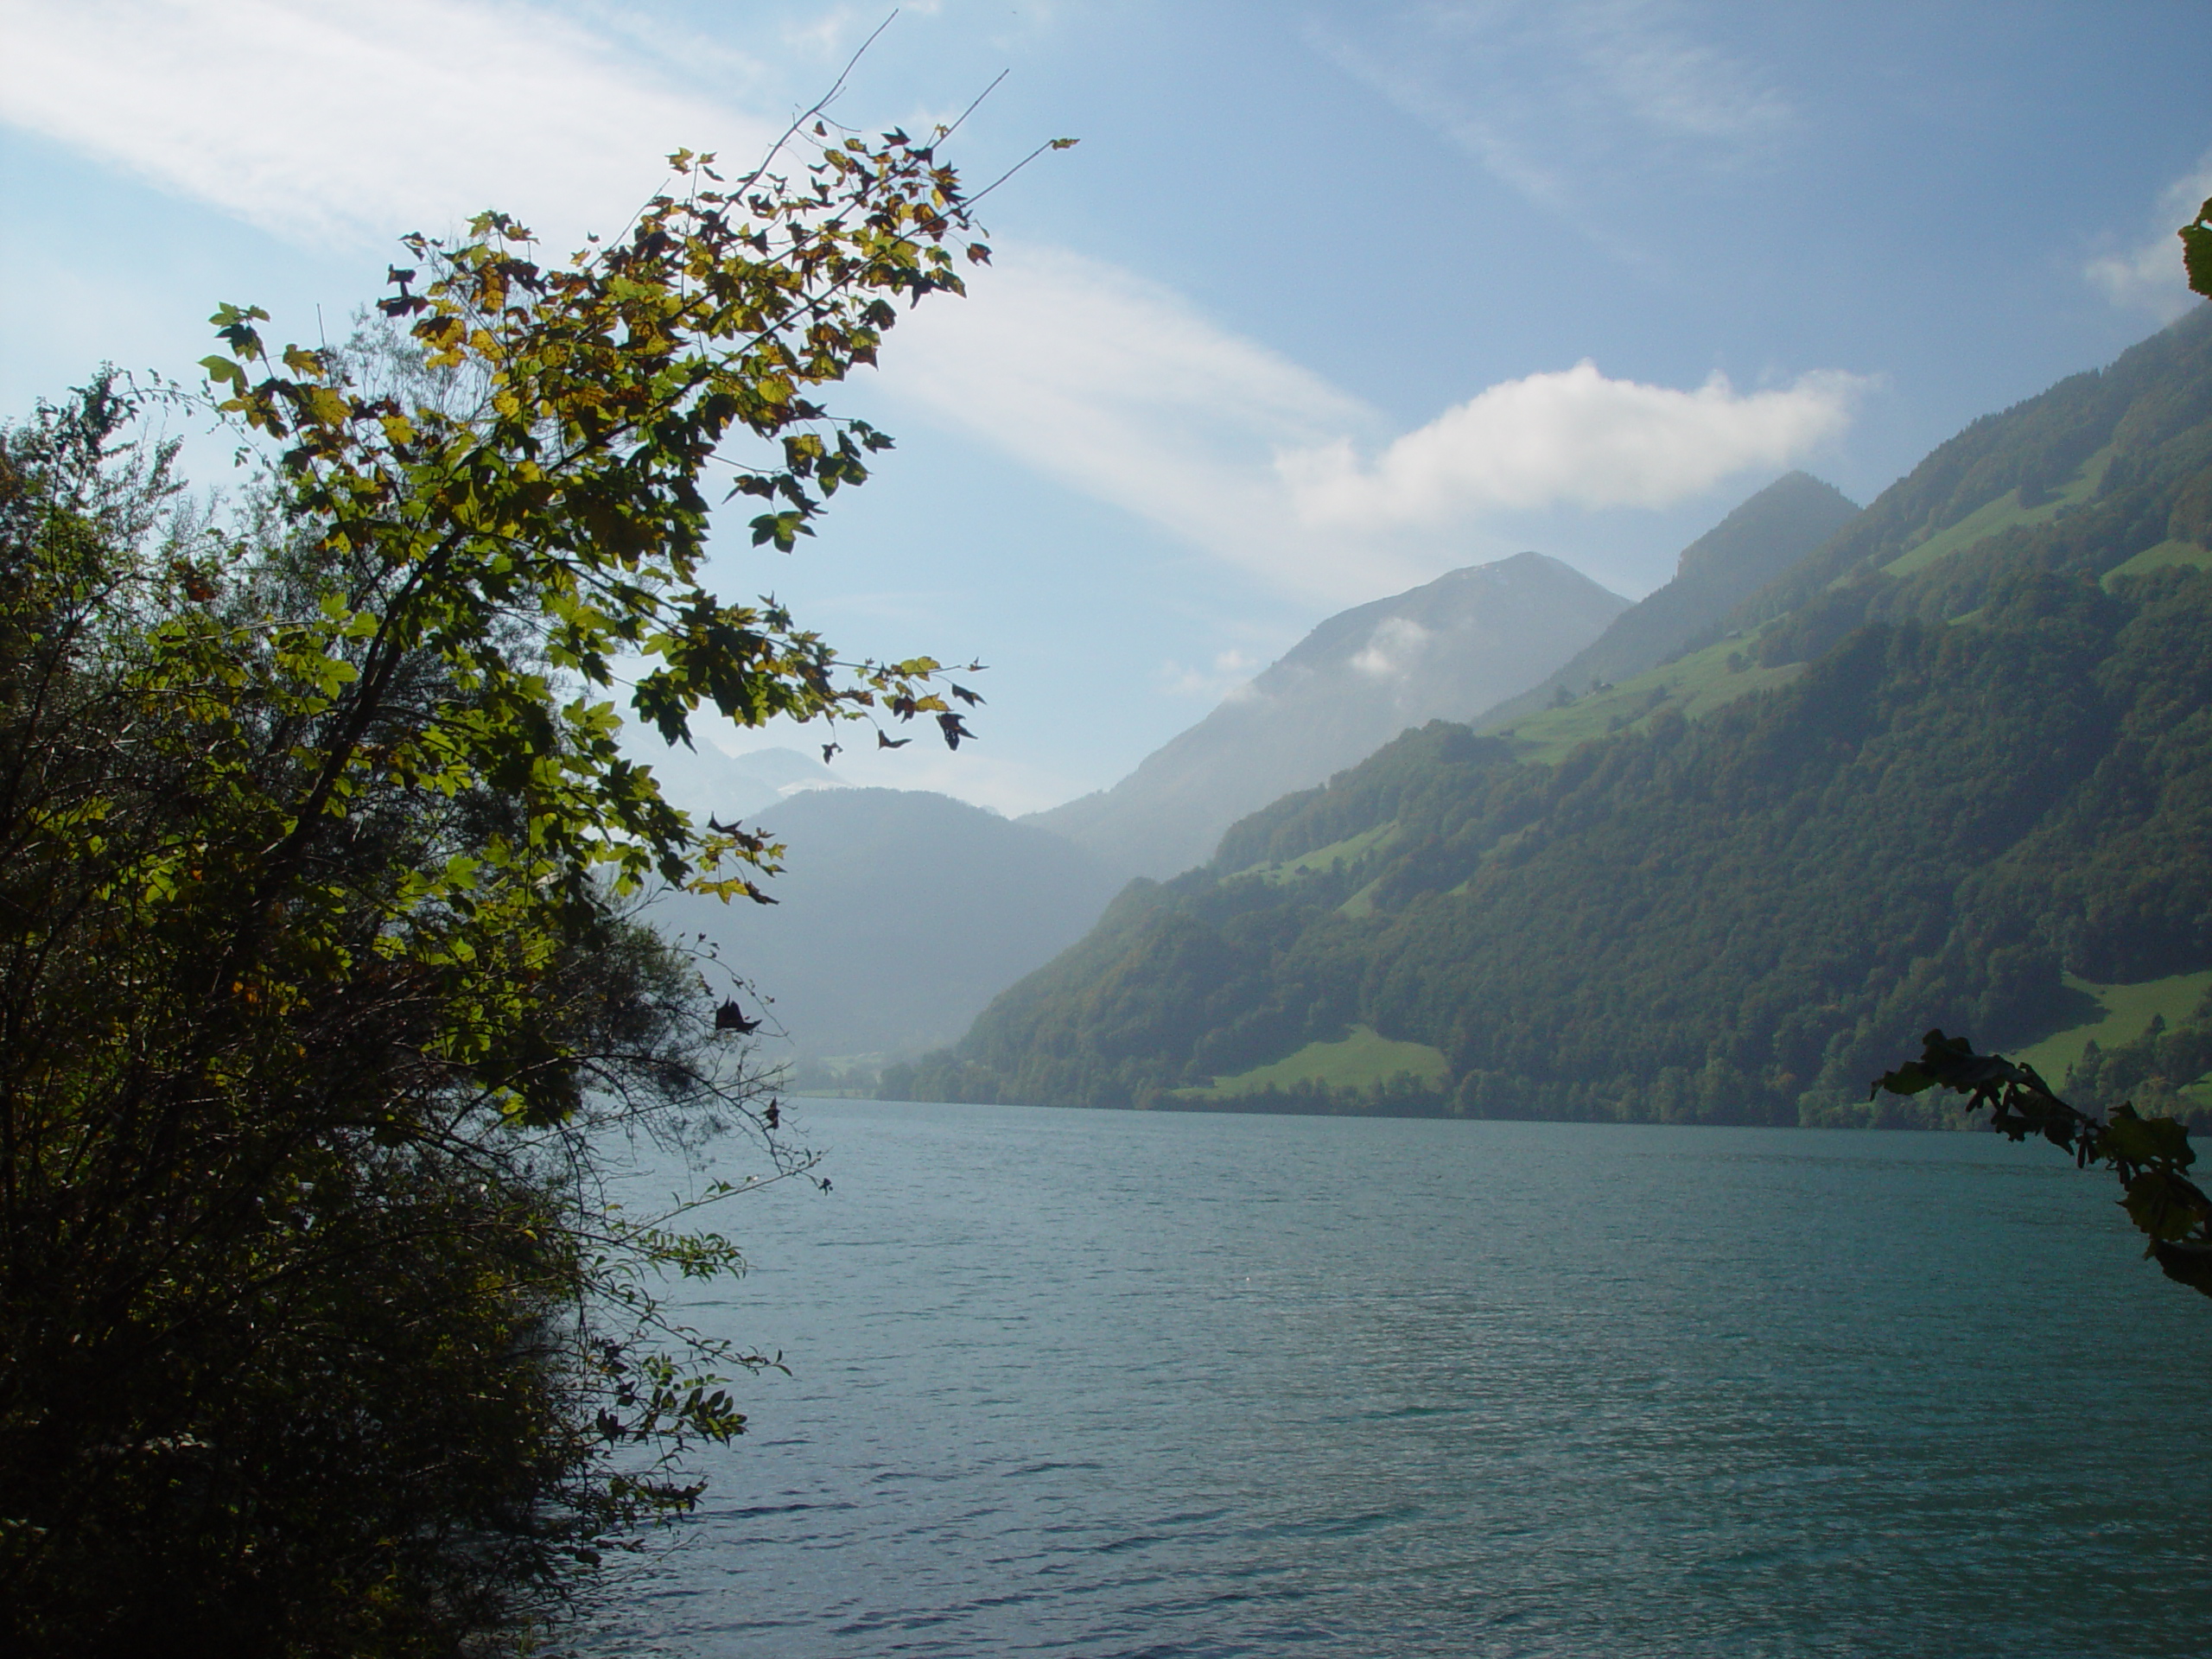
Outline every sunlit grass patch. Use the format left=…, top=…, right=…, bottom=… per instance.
left=2014, top=969, right=2212, bottom=1087
left=1180, top=1023, right=1450, bottom=1101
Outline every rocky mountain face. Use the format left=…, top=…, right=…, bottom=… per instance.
left=1473, top=472, right=1859, bottom=731
left=1025, top=551, right=1630, bottom=878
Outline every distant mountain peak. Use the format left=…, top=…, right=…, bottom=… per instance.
left=915, top=315, right=2212, bottom=1126
left=653, top=785, right=1125, bottom=1064
left=1474, top=473, right=1860, bottom=732
left=723, top=745, right=847, bottom=789
left=1026, top=550, right=1627, bottom=878
left=623, top=739, right=848, bottom=824
left=1673, top=472, right=1856, bottom=583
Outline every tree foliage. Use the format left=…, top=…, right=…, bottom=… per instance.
left=1873, top=1030, right=2212, bottom=1299
left=2, top=120, right=997, bottom=1655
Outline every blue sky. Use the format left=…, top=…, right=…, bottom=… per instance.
left=3, top=1, right=2209, bottom=813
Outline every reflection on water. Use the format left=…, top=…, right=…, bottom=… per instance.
left=585, top=1103, right=2212, bottom=1658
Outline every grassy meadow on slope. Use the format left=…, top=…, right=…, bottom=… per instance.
left=1175, top=1024, right=1452, bottom=1104
left=887, top=310, right=2212, bottom=1126
left=1484, top=630, right=1808, bottom=766
left=2012, top=971, right=2212, bottom=1089
left=1475, top=470, right=1859, bottom=731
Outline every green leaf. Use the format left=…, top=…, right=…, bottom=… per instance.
left=2121, top=1169, right=2210, bottom=1243
left=2101, top=1105, right=2196, bottom=1172
left=2182, top=198, right=2212, bottom=300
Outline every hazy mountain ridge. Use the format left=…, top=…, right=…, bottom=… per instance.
left=1026, top=551, right=1629, bottom=878
left=652, top=787, right=1127, bottom=1067
left=1473, top=472, right=1859, bottom=731
left=890, top=308, right=2212, bottom=1125
left=635, top=742, right=847, bottom=823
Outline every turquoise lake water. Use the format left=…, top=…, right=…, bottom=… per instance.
left=585, top=1101, right=2212, bottom=1657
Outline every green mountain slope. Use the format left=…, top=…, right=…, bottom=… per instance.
left=887, top=310, right=2212, bottom=1125
left=1474, top=470, right=1859, bottom=732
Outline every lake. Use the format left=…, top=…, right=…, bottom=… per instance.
left=584, top=1101, right=2212, bottom=1658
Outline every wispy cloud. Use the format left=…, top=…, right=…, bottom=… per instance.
left=1313, top=0, right=1792, bottom=232
left=1350, top=616, right=1431, bottom=681
left=884, top=244, right=1411, bottom=601
left=2087, top=153, right=2212, bottom=323
left=1566, top=1, right=1789, bottom=143
left=3, top=2, right=1859, bottom=616
left=0, top=0, right=772, bottom=247
left=887, top=245, right=1860, bottom=603
left=651, top=709, right=1085, bottom=818
left=1278, top=360, right=1866, bottom=528
left=1160, top=647, right=1263, bottom=701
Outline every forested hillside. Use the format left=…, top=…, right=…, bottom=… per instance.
left=888, top=311, right=2212, bottom=1125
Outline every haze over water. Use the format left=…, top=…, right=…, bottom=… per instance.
left=591, top=1104, right=2212, bottom=1657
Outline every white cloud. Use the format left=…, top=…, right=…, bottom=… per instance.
left=885, top=244, right=1859, bottom=603
left=1278, top=360, right=1865, bottom=529
left=1350, top=617, right=1430, bottom=681
left=0, top=0, right=772, bottom=248
left=3, top=3, right=1861, bottom=617
left=884, top=244, right=1414, bottom=601
left=1160, top=648, right=1262, bottom=700
left=2087, top=154, right=2212, bottom=322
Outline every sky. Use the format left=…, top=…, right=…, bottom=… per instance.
left=3, top=0, right=2209, bottom=815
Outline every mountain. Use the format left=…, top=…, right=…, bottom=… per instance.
left=1026, top=551, right=1629, bottom=879
left=632, top=742, right=846, bottom=822
left=889, top=308, right=2212, bottom=1128
left=652, top=787, right=1127, bottom=1071
left=1472, top=471, right=1860, bottom=731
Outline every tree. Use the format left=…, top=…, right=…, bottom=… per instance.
left=0, top=115, right=1038, bottom=1655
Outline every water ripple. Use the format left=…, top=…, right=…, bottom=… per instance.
left=585, top=1107, right=2212, bottom=1658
